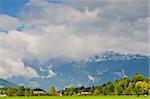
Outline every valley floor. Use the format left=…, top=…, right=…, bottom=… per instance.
left=0, top=96, right=149, bottom=99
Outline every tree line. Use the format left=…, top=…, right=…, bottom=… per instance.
left=0, top=73, right=149, bottom=96
left=92, top=73, right=149, bottom=96
left=55, top=73, right=150, bottom=96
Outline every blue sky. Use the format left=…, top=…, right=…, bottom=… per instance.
left=0, top=0, right=149, bottom=81
left=0, top=0, right=65, bottom=16
left=0, top=0, right=29, bottom=16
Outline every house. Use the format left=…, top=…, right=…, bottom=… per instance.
left=0, top=88, right=7, bottom=97
left=78, top=89, right=91, bottom=96
left=57, top=92, right=62, bottom=96
left=0, top=93, right=6, bottom=97
left=57, top=90, right=63, bottom=96
left=32, top=88, right=49, bottom=96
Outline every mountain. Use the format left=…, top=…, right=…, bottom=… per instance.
left=7, top=51, right=149, bottom=90
left=84, top=51, right=148, bottom=62
left=0, top=78, right=18, bottom=88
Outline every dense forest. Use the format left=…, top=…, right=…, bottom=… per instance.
left=0, top=73, right=149, bottom=96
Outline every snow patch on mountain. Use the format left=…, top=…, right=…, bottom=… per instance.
left=78, top=51, right=149, bottom=64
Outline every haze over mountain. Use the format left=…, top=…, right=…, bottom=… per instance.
left=0, top=78, right=18, bottom=88
left=6, top=51, right=149, bottom=90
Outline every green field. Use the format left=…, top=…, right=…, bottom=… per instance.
left=0, top=96, right=149, bottom=99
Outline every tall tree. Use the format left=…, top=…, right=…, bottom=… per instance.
left=114, top=80, right=124, bottom=95
left=63, top=87, right=76, bottom=96
left=17, top=86, right=25, bottom=96
left=93, top=89, right=100, bottom=95
left=135, top=81, right=149, bottom=95
left=24, top=88, right=31, bottom=96
left=6, top=87, right=17, bottom=96
left=132, top=73, right=144, bottom=82
left=123, top=82, right=133, bottom=95
left=49, top=86, right=57, bottom=96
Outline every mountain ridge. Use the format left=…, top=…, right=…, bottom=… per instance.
left=0, top=78, right=18, bottom=88
left=7, top=51, right=149, bottom=90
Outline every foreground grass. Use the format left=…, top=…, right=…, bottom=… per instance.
left=0, top=96, right=150, bottom=99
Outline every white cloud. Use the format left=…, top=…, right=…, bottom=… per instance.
left=47, top=69, right=56, bottom=78
left=0, top=31, right=38, bottom=79
left=0, top=15, right=21, bottom=30
left=46, top=65, right=56, bottom=78
left=38, top=65, right=56, bottom=78
left=114, top=69, right=127, bottom=78
left=19, top=1, right=100, bottom=27
left=88, top=75, right=95, bottom=82
left=0, top=0, right=149, bottom=78
left=39, top=67, right=45, bottom=72
left=0, top=58, right=38, bottom=79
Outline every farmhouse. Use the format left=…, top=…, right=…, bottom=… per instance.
left=78, top=89, right=91, bottom=96
left=57, top=90, right=63, bottom=96
left=0, top=88, right=7, bottom=97
left=0, top=93, right=6, bottom=97
left=32, top=88, right=49, bottom=96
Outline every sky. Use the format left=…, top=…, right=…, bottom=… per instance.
left=0, top=0, right=149, bottom=79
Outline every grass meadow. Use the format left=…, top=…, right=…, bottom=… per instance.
left=0, top=96, right=149, bottom=99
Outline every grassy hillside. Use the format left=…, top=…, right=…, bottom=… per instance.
left=0, top=96, right=150, bottom=99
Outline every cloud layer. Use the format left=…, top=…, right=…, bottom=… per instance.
left=0, top=0, right=149, bottom=78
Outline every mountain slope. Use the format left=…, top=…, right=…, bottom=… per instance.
left=0, top=78, right=18, bottom=88
left=7, top=51, right=149, bottom=90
